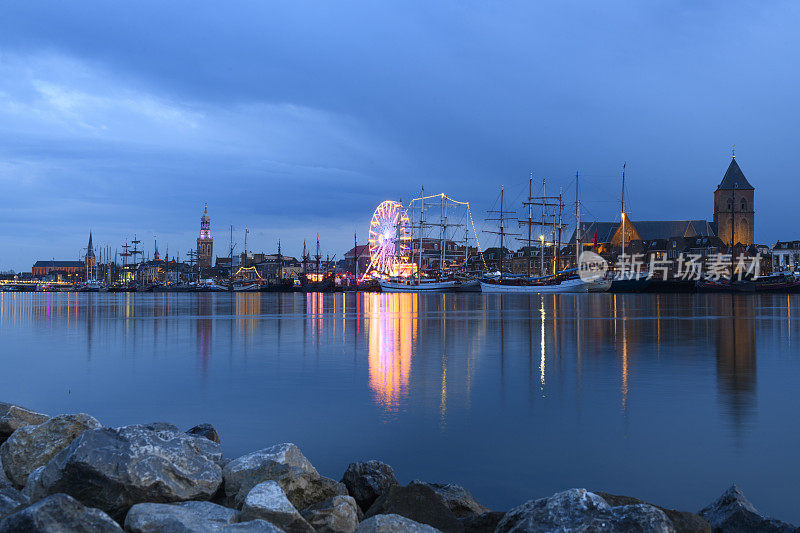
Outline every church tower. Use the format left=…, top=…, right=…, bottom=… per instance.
left=196, top=204, right=213, bottom=268
left=713, top=155, right=755, bottom=246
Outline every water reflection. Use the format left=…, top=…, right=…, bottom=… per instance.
left=364, top=293, right=417, bottom=415
left=0, top=293, right=784, bottom=444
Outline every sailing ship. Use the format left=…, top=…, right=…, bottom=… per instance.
left=377, top=189, right=473, bottom=292
left=480, top=176, right=610, bottom=293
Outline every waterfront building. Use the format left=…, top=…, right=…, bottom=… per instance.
left=32, top=260, right=85, bottom=280
left=771, top=241, right=800, bottom=272
left=713, top=156, right=755, bottom=246
left=569, top=156, right=756, bottom=256
left=196, top=205, right=214, bottom=268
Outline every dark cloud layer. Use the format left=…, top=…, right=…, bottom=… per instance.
left=0, top=1, right=798, bottom=270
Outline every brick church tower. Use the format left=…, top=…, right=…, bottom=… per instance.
left=713, top=155, right=755, bottom=246
left=196, top=204, right=213, bottom=268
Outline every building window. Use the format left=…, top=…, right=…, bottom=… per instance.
left=741, top=200, right=747, bottom=211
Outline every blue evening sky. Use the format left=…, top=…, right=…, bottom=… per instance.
left=0, top=1, right=797, bottom=271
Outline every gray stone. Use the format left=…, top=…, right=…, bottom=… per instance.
left=223, top=443, right=319, bottom=504
left=365, top=483, right=463, bottom=532
left=0, top=402, right=49, bottom=443
left=0, top=493, right=122, bottom=532
left=0, top=484, right=27, bottom=518
left=0, top=413, right=102, bottom=488
left=699, top=484, right=796, bottom=533
left=301, top=495, right=361, bottom=533
left=267, top=465, right=348, bottom=512
left=221, top=519, right=285, bottom=532
left=409, top=480, right=490, bottom=518
left=35, top=422, right=222, bottom=521
left=596, top=491, right=710, bottom=533
left=21, top=466, right=47, bottom=503
left=354, top=514, right=440, bottom=532
left=124, top=501, right=240, bottom=532
left=187, top=423, right=221, bottom=444
left=0, top=455, right=10, bottom=486
left=459, top=511, right=505, bottom=533
left=240, top=480, right=314, bottom=532
left=495, top=488, right=674, bottom=533
left=341, top=461, right=399, bottom=513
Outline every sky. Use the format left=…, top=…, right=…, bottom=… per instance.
left=0, top=1, right=798, bottom=271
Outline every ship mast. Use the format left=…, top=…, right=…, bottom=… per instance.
left=485, top=186, right=518, bottom=273
left=621, top=163, right=626, bottom=258
left=575, top=171, right=580, bottom=264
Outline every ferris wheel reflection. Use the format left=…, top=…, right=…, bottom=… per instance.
left=365, top=292, right=418, bottom=415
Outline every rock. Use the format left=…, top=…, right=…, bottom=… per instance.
left=409, top=480, right=490, bottom=518
left=596, top=491, right=710, bottom=533
left=222, top=519, right=285, bottom=532
left=341, top=461, right=399, bottom=513
left=0, top=484, right=27, bottom=518
left=699, top=484, right=796, bottom=533
left=124, top=500, right=239, bottom=532
left=223, top=443, right=319, bottom=504
left=35, top=422, right=222, bottom=520
left=365, top=483, right=463, bottom=532
left=187, top=423, right=221, bottom=444
left=0, top=493, right=122, bottom=532
left=301, top=495, right=361, bottom=533
left=460, top=511, right=505, bottom=533
left=0, top=402, right=49, bottom=443
left=240, top=480, right=314, bottom=532
left=0, top=413, right=101, bottom=488
left=496, top=488, right=674, bottom=533
left=354, top=514, right=441, bottom=532
left=261, top=464, right=348, bottom=512
left=21, top=466, right=47, bottom=503
left=0, top=455, right=10, bottom=487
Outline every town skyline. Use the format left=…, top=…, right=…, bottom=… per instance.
left=2, top=2, right=799, bottom=271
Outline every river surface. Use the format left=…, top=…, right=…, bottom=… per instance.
left=1, top=292, right=799, bottom=521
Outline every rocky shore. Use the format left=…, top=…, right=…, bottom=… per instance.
left=0, top=401, right=797, bottom=532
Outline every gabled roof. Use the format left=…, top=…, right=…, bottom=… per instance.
left=717, top=158, right=754, bottom=190
left=568, top=221, right=620, bottom=244
left=33, top=260, right=84, bottom=268
left=632, top=220, right=716, bottom=240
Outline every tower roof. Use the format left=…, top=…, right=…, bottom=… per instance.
left=86, top=231, right=95, bottom=258
left=717, top=158, right=754, bottom=190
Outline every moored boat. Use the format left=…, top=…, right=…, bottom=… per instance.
left=379, top=278, right=461, bottom=292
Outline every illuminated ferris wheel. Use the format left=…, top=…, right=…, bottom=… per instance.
left=367, top=200, right=413, bottom=277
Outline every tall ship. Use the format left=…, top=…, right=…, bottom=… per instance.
left=363, top=190, right=478, bottom=292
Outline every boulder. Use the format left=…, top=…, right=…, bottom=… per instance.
left=125, top=501, right=240, bottom=532
left=496, top=488, right=674, bottom=533
left=260, top=464, right=348, bottom=512
left=240, top=480, right=314, bottom=532
left=222, top=519, right=285, bottom=532
left=699, top=484, right=796, bottom=533
left=301, top=494, right=361, bottom=533
left=187, top=423, right=221, bottom=444
left=34, top=423, right=222, bottom=520
left=0, top=484, right=27, bottom=518
left=354, top=514, right=441, bottom=532
left=21, top=466, right=47, bottom=503
left=0, top=413, right=101, bottom=488
left=223, top=443, right=318, bottom=504
left=0, top=493, right=122, bottom=532
left=0, top=455, right=10, bottom=486
left=365, top=483, right=463, bottom=532
left=0, top=402, right=49, bottom=443
left=341, top=461, right=399, bottom=513
left=596, top=491, right=710, bottom=533
left=460, top=511, right=505, bottom=533
left=409, top=480, right=490, bottom=518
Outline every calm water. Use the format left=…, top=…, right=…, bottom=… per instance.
left=2, top=292, right=799, bottom=521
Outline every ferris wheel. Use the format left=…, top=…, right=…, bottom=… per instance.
left=366, top=200, right=413, bottom=278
